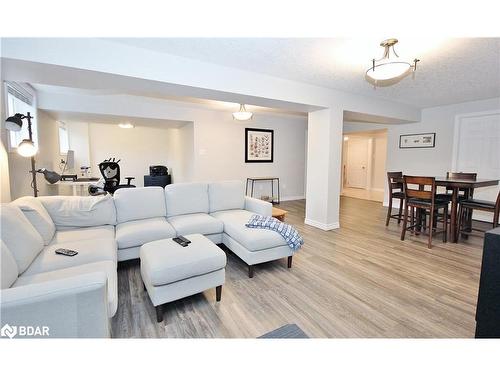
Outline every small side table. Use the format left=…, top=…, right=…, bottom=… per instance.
left=246, top=177, right=280, bottom=204
left=272, top=207, right=288, bottom=222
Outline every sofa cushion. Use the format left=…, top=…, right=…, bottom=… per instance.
left=1, top=204, right=44, bottom=274
left=51, top=225, right=115, bottom=245
left=14, top=260, right=118, bottom=317
left=39, top=195, right=116, bottom=228
left=165, top=182, right=209, bottom=217
left=168, top=213, right=223, bottom=236
left=211, top=209, right=287, bottom=251
left=208, top=181, right=245, bottom=213
left=11, top=196, right=56, bottom=245
left=1, top=240, right=18, bottom=289
left=140, top=234, right=226, bottom=286
left=115, top=217, right=176, bottom=249
left=22, top=237, right=117, bottom=276
left=114, top=187, right=166, bottom=223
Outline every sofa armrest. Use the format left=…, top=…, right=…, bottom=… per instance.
left=0, top=272, right=110, bottom=338
left=244, top=196, right=272, bottom=216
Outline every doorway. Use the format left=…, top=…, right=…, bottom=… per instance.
left=341, top=130, right=387, bottom=202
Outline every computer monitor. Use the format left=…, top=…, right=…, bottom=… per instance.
left=61, top=149, right=74, bottom=173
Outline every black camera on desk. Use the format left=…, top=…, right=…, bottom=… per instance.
left=144, top=165, right=171, bottom=188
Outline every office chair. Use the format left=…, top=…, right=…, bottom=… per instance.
left=89, top=158, right=135, bottom=195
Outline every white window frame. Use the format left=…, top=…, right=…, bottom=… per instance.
left=58, top=123, right=70, bottom=155
left=4, top=82, right=38, bottom=153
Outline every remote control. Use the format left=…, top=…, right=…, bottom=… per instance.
left=172, top=237, right=188, bottom=247
left=55, top=248, right=78, bottom=256
left=177, top=235, right=191, bottom=245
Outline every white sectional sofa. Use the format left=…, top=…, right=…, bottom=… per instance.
left=0, top=180, right=295, bottom=337
left=1, top=196, right=117, bottom=338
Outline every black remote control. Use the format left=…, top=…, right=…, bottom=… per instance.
left=55, top=248, right=78, bottom=256
left=177, top=235, right=191, bottom=244
left=172, top=237, right=188, bottom=247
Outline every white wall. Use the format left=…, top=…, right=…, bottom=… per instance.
left=0, top=40, right=11, bottom=202
left=88, top=123, right=177, bottom=187
left=169, top=123, right=194, bottom=183
left=344, top=97, right=500, bottom=207
left=194, top=114, right=307, bottom=200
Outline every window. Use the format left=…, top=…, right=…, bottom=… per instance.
left=58, top=125, right=69, bottom=155
left=5, top=83, right=38, bottom=152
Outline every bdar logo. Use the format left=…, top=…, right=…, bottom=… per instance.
left=1, top=324, right=18, bottom=339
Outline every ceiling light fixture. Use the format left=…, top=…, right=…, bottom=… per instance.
left=365, top=38, right=420, bottom=87
left=118, top=123, right=134, bottom=129
left=232, top=104, right=253, bottom=121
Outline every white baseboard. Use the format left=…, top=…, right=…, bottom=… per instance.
left=304, top=218, right=340, bottom=231
left=280, top=195, right=305, bottom=202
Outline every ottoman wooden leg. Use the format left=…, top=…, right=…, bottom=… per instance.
left=287, top=256, right=293, bottom=268
left=156, top=305, right=164, bottom=323
left=216, top=285, right=222, bottom=302
left=248, top=265, right=254, bottom=278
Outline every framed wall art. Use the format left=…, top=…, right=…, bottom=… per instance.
left=399, top=132, right=436, bottom=149
left=245, top=128, right=274, bottom=163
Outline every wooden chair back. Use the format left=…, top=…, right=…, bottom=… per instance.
left=446, top=172, right=477, bottom=195
left=387, top=171, right=403, bottom=194
left=403, top=176, right=436, bottom=202
left=446, top=172, right=477, bottom=181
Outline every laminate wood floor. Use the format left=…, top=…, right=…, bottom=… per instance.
left=111, top=197, right=485, bottom=338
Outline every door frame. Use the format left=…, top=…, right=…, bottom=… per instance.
left=345, top=136, right=370, bottom=189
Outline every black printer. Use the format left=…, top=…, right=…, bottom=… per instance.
left=144, top=165, right=171, bottom=187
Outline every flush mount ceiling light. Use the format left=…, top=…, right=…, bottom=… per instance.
left=232, top=104, right=253, bottom=121
left=118, top=123, right=134, bottom=129
left=365, top=38, right=420, bottom=87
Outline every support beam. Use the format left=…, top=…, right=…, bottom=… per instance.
left=304, top=107, right=343, bottom=230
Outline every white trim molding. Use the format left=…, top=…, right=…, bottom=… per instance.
left=304, top=218, right=340, bottom=231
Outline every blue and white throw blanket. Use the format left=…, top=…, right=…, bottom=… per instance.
left=245, top=214, right=304, bottom=252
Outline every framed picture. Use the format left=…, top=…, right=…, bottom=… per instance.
left=399, top=132, right=436, bottom=149
left=245, top=128, right=274, bottom=163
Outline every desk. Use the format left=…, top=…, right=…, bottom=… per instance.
left=396, top=176, right=499, bottom=242
left=246, top=177, right=280, bottom=204
left=47, top=179, right=99, bottom=196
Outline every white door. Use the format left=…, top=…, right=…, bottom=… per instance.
left=346, top=138, right=369, bottom=189
left=454, top=111, right=500, bottom=221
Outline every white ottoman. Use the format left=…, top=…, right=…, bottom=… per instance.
left=140, top=234, right=227, bottom=322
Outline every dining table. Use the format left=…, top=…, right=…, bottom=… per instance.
left=395, top=176, right=499, bottom=243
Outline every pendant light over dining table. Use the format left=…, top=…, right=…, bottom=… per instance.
left=365, top=38, right=420, bottom=87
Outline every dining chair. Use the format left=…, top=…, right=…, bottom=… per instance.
left=386, top=171, right=405, bottom=226
left=401, top=176, right=449, bottom=249
left=436, top=172, right=477, bottom=202
left=458, top=190, right=500, bottom=238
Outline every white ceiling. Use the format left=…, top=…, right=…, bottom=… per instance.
left=106, top=37, right=500, bottom=108
left=31, top=83, right=308, bottom=118
left=43, top=109, right=190, bottom=129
